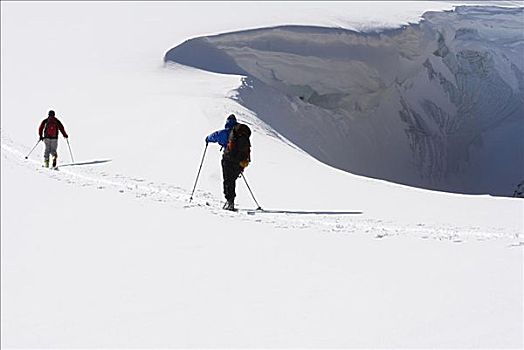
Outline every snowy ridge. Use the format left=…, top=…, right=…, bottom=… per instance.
left=2, top=132, right=520, bottom=244
left=165, top=6, right=524, bottom=197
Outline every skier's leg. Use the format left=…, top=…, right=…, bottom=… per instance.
left=222, top=159, right=233, bottom=202
left=223, top=159, right=243, bottom=210
left=231, top=165, right=243, bottom=200
left=43, top=139, right=51, bottom=167
left=50, top=139, right=58, bottom=167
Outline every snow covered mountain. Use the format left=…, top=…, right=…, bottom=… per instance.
left=165, top=6, right=524, bottom=197
left=1, top=1, right=523, bottom=348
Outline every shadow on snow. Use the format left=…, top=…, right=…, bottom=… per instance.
left=59, top=159, right=112, bottom=167
left=241, top=209, right=363, bottom=215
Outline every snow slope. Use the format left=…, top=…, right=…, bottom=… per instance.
left=1, top=1, right=523, bottom=348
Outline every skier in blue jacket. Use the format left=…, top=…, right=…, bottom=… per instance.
left=206, top=114, right=245, bottom=210
left=206, top=114, right=238, bottom=149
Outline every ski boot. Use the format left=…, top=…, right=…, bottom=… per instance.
left=224, top=199, right=235, bottom=211
left=52, top=156, right=57, bottom=168
left=43, top=159, right=49, bottom=168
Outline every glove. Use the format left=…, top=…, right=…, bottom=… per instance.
left=39, top=136, right=44, bottom=141
left=205, top=136, right=209, bottom=144
left=239, top=159, right=250, bottom=169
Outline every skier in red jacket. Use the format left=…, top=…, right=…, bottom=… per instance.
left=38, top=110, right=68, bottom=168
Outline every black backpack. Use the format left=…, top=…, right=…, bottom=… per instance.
left=225, top=123, right=251, bottom=166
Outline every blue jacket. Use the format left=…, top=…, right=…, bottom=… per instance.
left=206, top=118, right=238, bottom=149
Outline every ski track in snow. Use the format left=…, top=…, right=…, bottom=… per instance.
left=2, top=134, right=521, bottom=245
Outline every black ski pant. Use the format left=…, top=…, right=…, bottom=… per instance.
left=221, top=158, right=242, bottom=202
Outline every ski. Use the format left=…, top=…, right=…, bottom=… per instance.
left=41, top=165, right=59, bottom=171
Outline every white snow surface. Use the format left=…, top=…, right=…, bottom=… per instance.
left=1, top=1, right=523, bottom=348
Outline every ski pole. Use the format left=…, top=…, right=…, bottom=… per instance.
left=189, top=143, right=208, bottom=202
left=66, top=138, right=74, bottom=163
left=241, top=173, right=262, bottom=210
left=25, top=139, right=41, bottom=159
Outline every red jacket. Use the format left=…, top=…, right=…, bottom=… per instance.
left=39, top=117, right=68, bottom=139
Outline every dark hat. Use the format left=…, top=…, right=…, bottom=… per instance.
left=227, top=114, right=236, bottom=121
left=48, top=110, right=55, bottom=117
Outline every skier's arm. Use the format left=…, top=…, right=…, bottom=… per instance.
left=38, top=120, right=46, bottom=139
left=58, top=120, right=68, bottom=138
left=205, top=130, right=222, bottom=144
